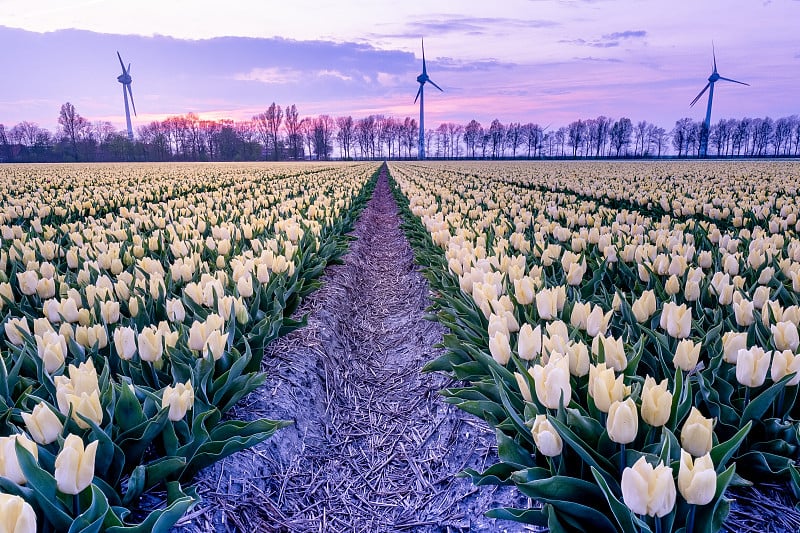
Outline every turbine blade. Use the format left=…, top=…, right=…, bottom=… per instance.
left=690, top=83, right=710, bottom=107
left=717, top=76, right=749, bottom=86
left=428, top=79, right=443, bottom=92
left=127, top=84, right=137, bottom=116
left=414, top=84, right=422, bottom=104
left=127, top=63, right=131, bottom=74
left=421, top=38, right=427, bottom=75
left=712, top=42, right=717, bottom=72
left=117, top=51, right=126, bottom=73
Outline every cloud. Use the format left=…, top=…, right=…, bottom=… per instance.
left=234, top=67, right=303, bottom=84
left=371, top=16, right=558, bottom=39
left=575, top=56, right=623, bottom=63
left=561, top=29, right=647, bottom=48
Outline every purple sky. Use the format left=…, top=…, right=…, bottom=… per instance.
left=1, top=0, right=798, bottom=133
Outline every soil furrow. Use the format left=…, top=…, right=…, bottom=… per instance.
left=177, top=167, right=525, bottom=532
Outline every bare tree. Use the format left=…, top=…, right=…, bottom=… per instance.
left=58, top=102, right=89, bottom=160
left=284, top=104, right=302, bottom=159
left=336, top=116, right=354, bottom=159
left=489, top=119, right=505, bottom=158
left=463, top=120, right=481, bottom=158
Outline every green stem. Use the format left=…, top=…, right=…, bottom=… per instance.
left=776, top=388, right=785, bottom=420
left=686, top=503, right=696, bottom=533
left=655, top=515, right=662, bottom=533
left=73, top=493, right=81, bottom=518
left=620, top=443, right=626, bottom=474
left=743, top=387, right=751, bottom=410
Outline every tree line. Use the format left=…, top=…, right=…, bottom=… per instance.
left=1, top=102, right=798, bottom=162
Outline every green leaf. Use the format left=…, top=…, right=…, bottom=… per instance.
left=590, top=466, right=638, bottom=533
left=710, top=421, right=751, bottom=472
left=15, top=441, right=73, bottom=531
left=485, top=506, right=548, bottom=525
left=741, top=374, right=792, bottom=426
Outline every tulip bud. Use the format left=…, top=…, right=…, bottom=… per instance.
left=607, top=398, right=638, bottom=444
left=771, top=321, right=799, bottom=352
left=641, top=376, right=672, bottom=427
left=588, top=362, right=627, bottom=413
left=678, top=450, right=716, bottom=505
left=128, top=296, right=139, bottom=317
left=531, top=414, right=563, bottom=457
left=113, top=326, right=137, bottom=360
left=0, top=434, right=39, bottom=485
left=673, top=339, right=701, bottom=372
left=722, top=331, right=747, bottom=364
left=632, top=290, right=656, bottom=323
left=517, top=323, right=542, bottom=360
left=489, top=331, right=511, bottom=365
left=162, top=380, right=195, bottom=421
left=514, top=372, right=532, bottom=403
left=660, top=302, right=692, bottom=339
left=237, top=274, right=254, bottom=298
left=234, top=297, right=249, bottom=325
left=65, top=390, right=104, bottom=429
left=137, top=327, right=164, bottom=362
left=752, top=286, right=770, bottom=310
left=54, top=434, right=98, bottom=495
left=21, top=403, right=63, bottom=445
left=681, top=407, right=714, bottom=457
left=735, top=346, right=771, bottom=388
left=531, top=353, right=571, bottom=409
left=0, top=493, right=36, bottom=533
left=99, top=300, right=120, bottom=325
left=621, top=456, right=676, bottom=518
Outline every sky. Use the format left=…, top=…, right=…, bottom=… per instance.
left=0, top=0, right=798, bottom=134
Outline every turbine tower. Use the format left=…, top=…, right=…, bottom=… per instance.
left=414, top=39, right=442, bottom=159
left=116, top=51, right=137, bottom=141
left=690, top=45, right=748, bottom=157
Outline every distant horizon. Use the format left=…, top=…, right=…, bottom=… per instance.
left=1, top=1, right=798, bottom=133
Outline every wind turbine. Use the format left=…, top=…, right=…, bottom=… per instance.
left=414, top=39, right=443, bottom=159
left=690, top=44, right=748, bottom=157
left=116, top=51, right=137, bottom=141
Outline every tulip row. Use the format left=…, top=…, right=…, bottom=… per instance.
left=0, top=162, right=380, bottom=532
left=388, top=161, right=800, bottom=533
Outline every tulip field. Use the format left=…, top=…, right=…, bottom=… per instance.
left=0, top=162, right=379, bottom=532
left=388, top=160, right=800, bottom=532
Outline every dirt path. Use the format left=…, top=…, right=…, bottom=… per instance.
left=177, top=167, right=525, bottom=532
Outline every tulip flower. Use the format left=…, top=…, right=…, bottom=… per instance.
left=589, top=362, right=627, bottom=413
left=237, top=274, right=254, bottom=298
left=531, top=415, right=562, bottom=457
left=570, top=301, right=591, bottom=331
left=641, top=376, right=672, bottom=427
left=621, top=456, right=676, bottom=518
left=64, top=391, right=104, bottom=429
left=681, top=407, right=714, bottom=457
left=607, top=398, right=638, bottom=444
left=771, top=321, right=799, bottom=352
left=771, top=349, right=800, bottom=386
left=531, top=353, right=572, bottom=409
left=678, top=450, right=716, bottom=506
left=489, top=331, right=511, bottom=365
left=665, top=275, right=681, bottom=296
left=517, top=323, right=542, bottom=360
left=0, top=434, right=39, bottom=485
left=585, top=305, right=612, bottom=337
left=567, top=341, right=590, bottom=377
left=632, top=290, right=656, bottom=323
left=16, top=270, right=38, bottom=296
left=54, top=434, right=98, bottom=495
left=660, top=302, right=692, bottom=339
left=166, top=298, right=186, bottom=323
left=722, top=332, right=747, bottom=364
left=733, top=299, right=755, bottom=327
left=673, top=339, right=701, bottom=372
left=204, top=329, right=229, bottom=361
left=137, top=326, right=163, bottom=362
left=4, top=317, right=30, bottom=346
left=21, top=403, right=63, bottom=445
left=0, top=493, right=36, bottom=533
left=535, top=288, right=559, bottom=320
left=162, top=380, right=195, bottom=421
left=592, top=334, right=627, bottom=372
left=735, top=346, right=771, bottom=388
left=34, top=330, right=67, bottom=373
left=113, top=326, right=137, bottom=360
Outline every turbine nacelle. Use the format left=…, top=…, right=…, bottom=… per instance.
left=117, top=73, right=132, bottom=84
